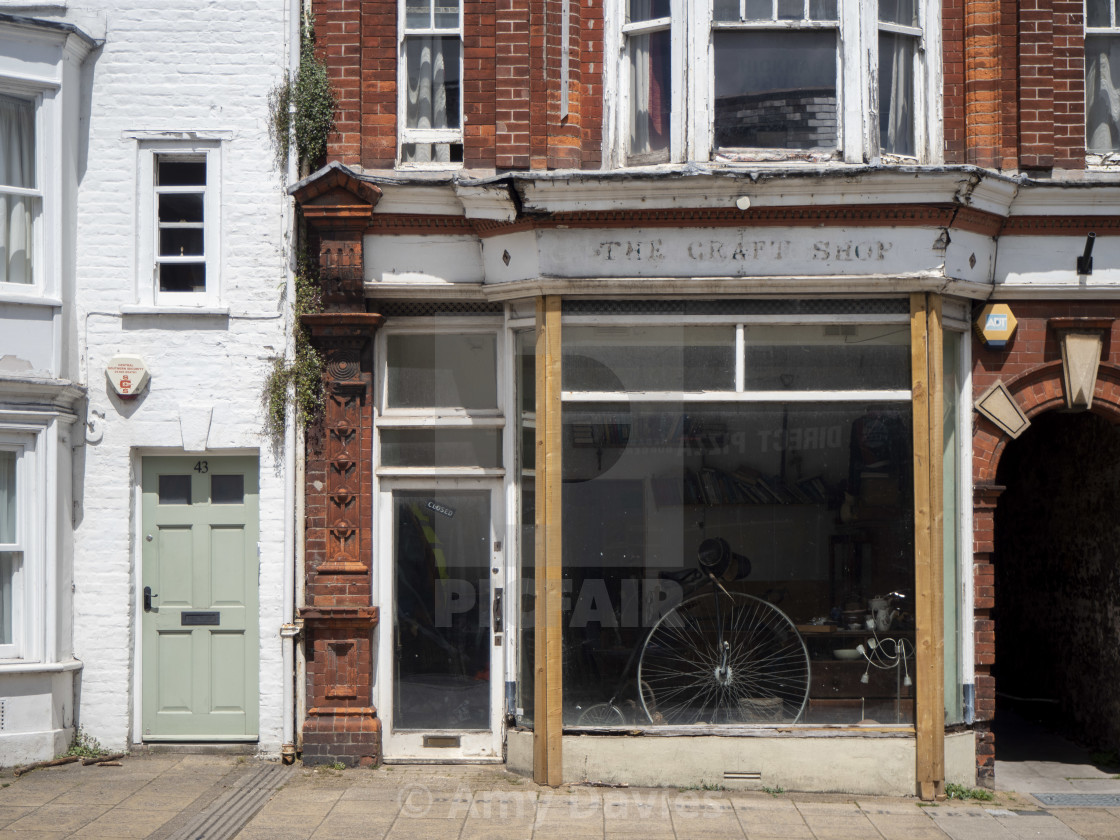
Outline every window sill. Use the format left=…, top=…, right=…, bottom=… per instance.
left=120, top=305, right=230, bottom=317
left=0, top=658, right=83, bottom=674
left=0, top=290, right=61, bottom=307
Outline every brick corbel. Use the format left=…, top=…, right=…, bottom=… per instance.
left=291, top=162, right=381, bottom=312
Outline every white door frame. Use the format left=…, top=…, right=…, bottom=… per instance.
left=376, top=476, right=506, bottom=761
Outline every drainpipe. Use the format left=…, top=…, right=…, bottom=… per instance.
left=279, top=0, right=302, bottom=765
left=295, top=423, right=307, bottom=747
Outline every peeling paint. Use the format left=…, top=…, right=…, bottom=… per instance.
left=0, top=355, right=34, bottom=373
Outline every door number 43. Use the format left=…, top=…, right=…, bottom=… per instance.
left=193, top=460, right=208, bottom=474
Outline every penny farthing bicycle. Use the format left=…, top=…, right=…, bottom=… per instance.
left=578, top=538, right=811, bottom=726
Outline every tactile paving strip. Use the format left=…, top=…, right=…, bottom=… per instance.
left=165, top=762, right=294, bottom=840
left=1031, top=793, right=1120, bottom=807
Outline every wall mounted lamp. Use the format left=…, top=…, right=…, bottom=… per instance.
left=1077, top=232, right=1096, bottom=275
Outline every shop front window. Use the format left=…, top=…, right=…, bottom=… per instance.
left=558, top=306, right=917, bottom=727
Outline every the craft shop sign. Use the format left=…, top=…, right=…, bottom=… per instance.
left=536, top=227, right=933, bottom=277
left=592, top=237, right=894, bottom=264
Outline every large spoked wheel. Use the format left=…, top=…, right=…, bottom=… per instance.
left=638, top=593, right=810, bottom=725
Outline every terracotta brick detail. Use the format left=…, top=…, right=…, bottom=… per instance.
left=299, top=317, right=382, bottom=766
left=301, top=609, right=381, bottom=766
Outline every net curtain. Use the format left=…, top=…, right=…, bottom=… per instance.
left=0, top=94, right=34, bottom=285
left=1087, top=36, right=1120, bottom=153
left=628, top=0, right=667, bottom=157
left=406, top=36, right=452, bottom=163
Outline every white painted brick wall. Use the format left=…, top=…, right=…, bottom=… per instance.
left=66, top=0, right=292, bottom=755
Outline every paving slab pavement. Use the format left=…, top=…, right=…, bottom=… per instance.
left=3, top=756, right=1120, bottom=840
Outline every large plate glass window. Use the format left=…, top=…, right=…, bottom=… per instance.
left=559, top=305, right=916, bottom=728
left=1086, top=0, right=1120, bottom=153
left=400, top=0, right=463, bottom=165
left=0, top=94, right=38, bottom=286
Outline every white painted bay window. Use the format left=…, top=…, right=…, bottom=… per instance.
left=0, top=438, right=34, bottom=661
left=611, top=0, right=939, bottom=166
left=399, top=0, right=463, bottom=165
left=1086, top=0, right=1120, bottom=153
left=0, top=93, right=38, bottom=287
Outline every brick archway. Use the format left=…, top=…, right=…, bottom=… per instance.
left=971, top=361, right=1120, bottom=785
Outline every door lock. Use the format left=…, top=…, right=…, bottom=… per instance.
left=493, top=587, right=503, bottom=633
left=144, top=586, right=158, bottom=612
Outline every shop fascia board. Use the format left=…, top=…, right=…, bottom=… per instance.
left=994, top=235, right=1120, bottom=294
left=357, top=166, right=1023, bottom=219
left=508, top=166, right=1021, bottom=215
left=1005, top=180, right=1120, bottom=217
left=359, top=167, right=1116, bottom=221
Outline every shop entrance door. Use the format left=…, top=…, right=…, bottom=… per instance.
left=140, top=455, right=259, bottom=740
left=379, top=481, right=504, bottom=760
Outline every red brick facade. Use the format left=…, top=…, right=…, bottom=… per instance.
left=311, top=0, right=602, bottom=170
left=944, top=0, right=1087, bottom=168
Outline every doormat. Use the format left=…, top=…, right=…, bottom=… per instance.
left=1031, top=793, right=1120, bottom=807
left=164, top=762, right=295, bottom=840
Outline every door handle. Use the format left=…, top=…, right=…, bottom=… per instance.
left=144, top=586, right=158, bottom=612
left=493, top=587, right=503, bottom=634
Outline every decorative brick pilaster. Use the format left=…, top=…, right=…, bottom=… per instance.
left=293, top=163, right=383, bottom=766
left=300, top=316, right=383, bottom=766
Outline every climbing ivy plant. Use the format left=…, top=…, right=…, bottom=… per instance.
left=269, top=16, right=337, bottom=173
left=263, top=264, right=324, bottom=442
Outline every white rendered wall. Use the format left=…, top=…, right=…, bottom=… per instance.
left=65, top=0, right=290, bottom=754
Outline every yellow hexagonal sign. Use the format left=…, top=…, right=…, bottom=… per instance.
left=974, top=303, right=1017, bottom=348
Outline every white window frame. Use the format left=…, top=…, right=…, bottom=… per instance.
left=397, top=0, right=465, bottom=168
left=0, top=431, right=41, bottom=662
left=606, top=0, right=942, bottom=167
left=132, top=138, right=223, bottom=308
left=0, top=79, right=58, bottom=304
left=874, top=3, right=926, bottom=162
left=375, top=319, right=507, bottom=479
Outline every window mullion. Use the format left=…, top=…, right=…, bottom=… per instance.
left=841, top=0, right=866, bottom=162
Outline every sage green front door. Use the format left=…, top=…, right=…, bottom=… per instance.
left=141, top=456, right=259, bottom=740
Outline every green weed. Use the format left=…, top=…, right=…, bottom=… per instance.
left=945, top=783, right=993, bottom=801
left=64, top=727, right=105, bottom=759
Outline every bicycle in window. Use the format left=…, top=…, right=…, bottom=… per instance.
left=577, top=538, right=811, bottom=726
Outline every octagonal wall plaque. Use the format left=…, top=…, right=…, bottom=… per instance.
left=106, top=354, right=151, bottom=399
